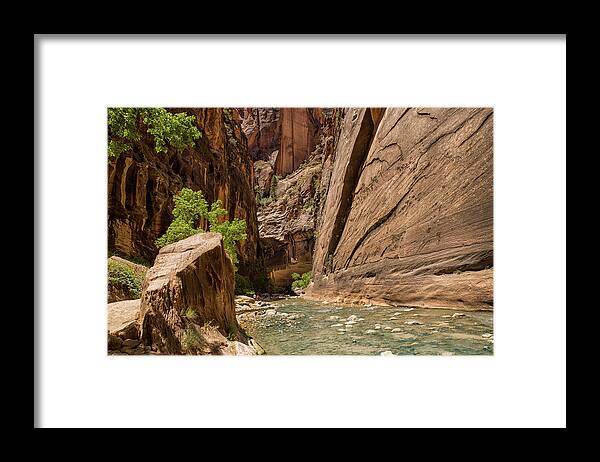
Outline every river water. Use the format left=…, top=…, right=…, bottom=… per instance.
left=239, top=297, right=493, bottom=355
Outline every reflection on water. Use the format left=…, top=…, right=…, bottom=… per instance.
left=239, top=297, right=493, bottom=355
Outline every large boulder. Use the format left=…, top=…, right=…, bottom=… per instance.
left=107, top=298, right=142, bottom=340
left=307, top=108, right=493, bottom=310
left=139, top=232, right=253, bottom=354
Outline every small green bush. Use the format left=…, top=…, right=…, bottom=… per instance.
left=181, top=326, right=204, bottom=352
left=252, top=273, right=272, bottom=294
left=259, top=196, right=273, bottom=206
left=235, top=273, right=255, bottom=296
left=269, top=175, right=279, bottom=198
left=108, top=260, right=144, bottom=298
left=291, top=271, right=312, bottom=290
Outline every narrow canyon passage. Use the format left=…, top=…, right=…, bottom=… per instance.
left=107, top=106, right=493, bottom=356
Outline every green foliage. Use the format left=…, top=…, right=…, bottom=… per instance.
left=108, top=108, right=141, bottom=141
left=108, top=250, right=151, bottom=267
left=258, top=196, right=273, bottom=206
left=210, top=216, right=247, bottom=267
left=154, top=218, right=200, bottom=249
left=291, top=271, right=312, bottom=290
left=172, top=187, right=209, bottom=223
left=235, top=273, right=255, bottom=296
left=107, top=108, right=201, bottom=159
left=181, top=326, right=204, bottom=352
left=269, top=175, right=279, bottom=198
left=107, top=140, right=132, bottom=159
left=252, top=273, right=272, bottom=293
left=143, top=108, right=201, bottom=154
left=235, top=272, right=272, bottom=295
left=155, top=188, right=247, bottom=270
left=302, top=197, right=314, bottom=212
left=108, top=260, right=145, bottom=298
left=183, top=307, right=198, bottom=321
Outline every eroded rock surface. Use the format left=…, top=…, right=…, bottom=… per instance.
left=139, top=232, right=258, bottom=354
left=240, top=108, right=281, bottom=161
left=107, top=108, right=259, bottom=277
left=108, top=298, right=142, bottom=340
left=240, top=108, right=330, bottom=176
left=306, top=108, right=493, bottom=310
left=255, top=112, right=341, bottom=291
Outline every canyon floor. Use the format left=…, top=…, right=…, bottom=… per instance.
left=236, top=296, right=493, bottom=355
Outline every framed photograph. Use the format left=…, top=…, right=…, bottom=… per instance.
left=35, top=34, right=566, bottom=428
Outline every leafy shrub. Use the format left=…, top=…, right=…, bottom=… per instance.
left=108, top=250, right=151, bottom=268
left=269, top=175, right=279, bottom=198
left=291, top=271, right=312, bottom=290
left=155, top=188, right=247, bottom=269
left=258, top=196, right=273, bottom=206
left=154, top=218, right=201, bottom=249
left=252, top=273, right=272, bottom=294
left=107, top=108, right=201, bottom=159
left=235, top=273, right=255, bottom=296
left=181, top=326, right=204, bottom=352
left=108, top=260, right=144, bottom=298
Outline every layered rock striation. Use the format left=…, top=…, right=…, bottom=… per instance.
left=240, top=108, right=330, bottom=176
left=306, top=107, right=493, bottom=310
left=253, top=110, right=341, bottom=291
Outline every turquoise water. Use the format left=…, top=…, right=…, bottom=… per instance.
left=239, top=297, right=493, bottom=355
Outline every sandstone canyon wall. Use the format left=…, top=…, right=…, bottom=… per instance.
left=240, top=108, right=328, bottom=175
left=306, top=107, right=493, bottom=310
left=245, top=109, right=340, bottom=290
left=107, top=108, right=260, bottom=277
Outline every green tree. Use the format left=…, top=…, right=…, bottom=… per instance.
left=107, top=108, right=201, bottom=159
left=291, top=271, right=312, bottom=290
left=155, top=188, right=247, bottom=270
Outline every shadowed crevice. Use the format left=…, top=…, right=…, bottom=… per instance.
left=324, top=108, right=383, bottom=273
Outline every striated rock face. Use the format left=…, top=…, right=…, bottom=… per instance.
left=274, top=108, right=327, bottom=176
left=240, top=108, right=281, bottom=161
left=139, top=233, right=256, bottom=354
left=307, top=107, right=493, bottom=310
left=254, top=111, right=341, bottom=291
left=257, top=159, right=321, bottom=290
left=240, top=108, right=329, bottom=176
left=107, top=108, right=259, bottom=277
